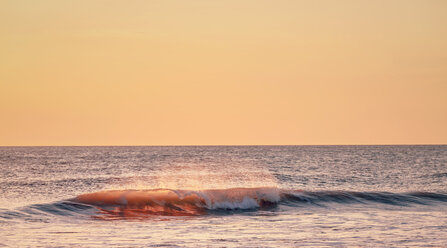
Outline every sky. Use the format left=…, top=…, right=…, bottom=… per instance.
left=1, top=0, right=446, bottom=146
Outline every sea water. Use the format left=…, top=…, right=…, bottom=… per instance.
left=0, top=146, right=446, bottom=247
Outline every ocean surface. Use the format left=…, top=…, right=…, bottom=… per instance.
left=0, top=145, right=446, bottom=247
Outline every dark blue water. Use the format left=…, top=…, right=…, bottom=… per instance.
left=1, top=146, right=446, bottom=247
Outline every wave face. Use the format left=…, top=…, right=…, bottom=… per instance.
left=64, top=188, right=447, bottom=219
left=72, top=187, right=281, bottom=218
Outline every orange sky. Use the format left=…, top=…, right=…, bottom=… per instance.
left=1, top=0, right=446, bottom=145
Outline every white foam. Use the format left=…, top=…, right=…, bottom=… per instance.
left=206, top=196, right=260, bottom=210
left=182, top=187, right=281, bottom=210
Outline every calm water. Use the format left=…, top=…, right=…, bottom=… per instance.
left=0, top=146, right=446, bottom=247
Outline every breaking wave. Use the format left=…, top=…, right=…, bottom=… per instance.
left=2, top=188, right=447, bottom=220
left=72, top=187, right=280, bottom=218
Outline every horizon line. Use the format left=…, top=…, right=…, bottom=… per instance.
left=0, top=144, right=446, bottom=147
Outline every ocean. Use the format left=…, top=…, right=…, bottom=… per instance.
left=0, top=145, right=446, bottom=247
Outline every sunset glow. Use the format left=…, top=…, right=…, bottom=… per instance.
left=1, top=0, right=446, bottom=145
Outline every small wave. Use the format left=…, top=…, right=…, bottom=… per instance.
left=2, top=188, right=446, bottom=220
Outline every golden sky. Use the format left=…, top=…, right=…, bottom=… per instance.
left=1, top=0, right=446, bottom=145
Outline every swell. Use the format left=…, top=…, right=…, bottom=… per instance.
left=282, top=191, right=447, bottom=207
left=0, top=201, right=96, bottom=222
left=2, top=188, right=447, bottom=220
